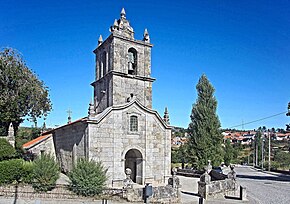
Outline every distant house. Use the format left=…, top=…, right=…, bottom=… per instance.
left=275, top=133, right=289, bottom=141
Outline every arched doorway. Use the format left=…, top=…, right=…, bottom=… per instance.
left=125, top=149, right=143, bottom=184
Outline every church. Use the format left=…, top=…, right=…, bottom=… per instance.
left=23, top=8, right=171, bottom=187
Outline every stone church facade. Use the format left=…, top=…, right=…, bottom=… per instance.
left=24, top=9, right=171, bottom=187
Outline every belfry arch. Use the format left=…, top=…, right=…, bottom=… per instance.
left=124, top=149, right=143, bottom=184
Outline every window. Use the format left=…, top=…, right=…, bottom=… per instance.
left=99, top=61, right=102, bottom=78
left=130, top=115, right=138, bottom=132
left=128, top=48, right=137, bottom=75
left=102, top=51, right=107, bottom=76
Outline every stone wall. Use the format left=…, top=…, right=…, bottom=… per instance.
left=124, top=185, right=180, bottom=203
left=88, top=102, right=171, bottom=187
left=53, top=121, right=88, bottom=173
left=0, top=184, right=178, bottom=203
left=0, top=184, right=79, bottom=200
left=112, top=36, right=152, bottom=78
left=26, top=134, right=56, bottom=158
left=198, top=179, right=239, bottom=199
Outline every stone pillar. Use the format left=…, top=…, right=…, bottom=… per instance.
left=7, top=123, right=15, bottom=147
left=240, top=186, right=247, bottom=200
left=136, top=158, right=143, bottom=184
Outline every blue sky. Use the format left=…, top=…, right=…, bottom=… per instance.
left=1, top=0, right=289, bottom=130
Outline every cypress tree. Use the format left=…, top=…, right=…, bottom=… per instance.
left=188, top=74, right=223, bottom=168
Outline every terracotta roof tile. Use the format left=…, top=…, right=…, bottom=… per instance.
left=22, top=134, right=51, bottom=149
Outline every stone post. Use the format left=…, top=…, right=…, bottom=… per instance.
left=7, top=123, right=15, bottom=147
left=240, top=186, right=247, bottom=200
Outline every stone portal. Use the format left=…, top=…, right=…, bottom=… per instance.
left=125, top=149, right=143, bottom=184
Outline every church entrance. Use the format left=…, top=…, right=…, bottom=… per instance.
left=125, top=149, right=143, bottom=184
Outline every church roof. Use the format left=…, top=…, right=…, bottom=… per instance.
left=22, top=132, right=52, bottom=150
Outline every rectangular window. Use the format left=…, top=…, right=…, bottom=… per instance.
left=130, top=115, right=138, bottom=132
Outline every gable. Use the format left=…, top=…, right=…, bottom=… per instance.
left=87, top=99, right=171, bottom=130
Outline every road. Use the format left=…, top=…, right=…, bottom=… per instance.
left=236, top=166, right=290, bottom=204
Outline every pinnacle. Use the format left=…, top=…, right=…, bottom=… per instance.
left=98, top=35, right=103, bottom=45
left=113, top=19, right=118, bottom=26
left=120, top=8, right=126, bottom=18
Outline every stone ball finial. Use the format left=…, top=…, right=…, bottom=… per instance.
left=125, top=168, right=132, bottom=176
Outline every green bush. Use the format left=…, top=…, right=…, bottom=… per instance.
left=68, top=159, right=107, bottom=196
left=22, top=161, right=35, bottom=184
left=0, top=159, right=23, bottom=184
left=274, top=151, right=290, bottom=169
left=264, top=161, right=280, bottom=170
left=0, top=138, right=16, bottom=161
left=32, top=154, right=60, bottom=192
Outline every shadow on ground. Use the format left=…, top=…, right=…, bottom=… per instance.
left=237, top=174, right=290, bottom=182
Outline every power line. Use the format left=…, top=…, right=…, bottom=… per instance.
left=229, top=111, right=287, bottom=129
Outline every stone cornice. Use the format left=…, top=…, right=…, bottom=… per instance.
left=111, top=33, right=153, bottom=47
left=91, top=70, right=155, bottom=86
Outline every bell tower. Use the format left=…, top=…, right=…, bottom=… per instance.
left=91, top=8, right=155, bottom=114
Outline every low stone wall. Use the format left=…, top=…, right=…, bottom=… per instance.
left=176, top=169, right=203, bottom=177
left=124, top=185, right=180, bottom=203
left=0, top=184, right=178, bottom=203
left=0, top=184, right=79, bottom=199
left=198, top=179, right=238, bottom=199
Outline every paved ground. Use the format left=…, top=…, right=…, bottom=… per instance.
left=236, top=165, right=290, bottom=204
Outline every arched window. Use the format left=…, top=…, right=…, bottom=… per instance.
left=130, top=115, right=138, bottom=132
left=128, top=48, right=137, bottom=75
left=102, top=51, right=107, bottom=77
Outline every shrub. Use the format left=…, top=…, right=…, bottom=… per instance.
left=68, top=159, right=107, bottom=196
left=0, top=159, right=23, bottom=184
left=264, top=161, right=280, bottom=170
left=0, top=138, right=16, bottom=161
left=274, top=151, right=290, bottom=169
left=22, top=161, right=35, bottom=184
left=32, top=154, right=60, bottom=192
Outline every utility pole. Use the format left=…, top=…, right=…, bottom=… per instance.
left=255, top=138, right=258, bottom=167
left=261, top=134, right=264, bottom=171
left=268, top=129, right=271, bottom=171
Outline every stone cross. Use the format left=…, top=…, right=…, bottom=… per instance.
left=67, top=109, right=72, bottom=124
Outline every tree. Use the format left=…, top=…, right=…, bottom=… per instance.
left=224, top=139, right=234, bottom=166
left=187, top=74, right=223, bottom=169
left=0, top=48, right=52, bottom=135
left=68, top=159, right=107, bottom=196
left=0, top=138, right=16, bottom=161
